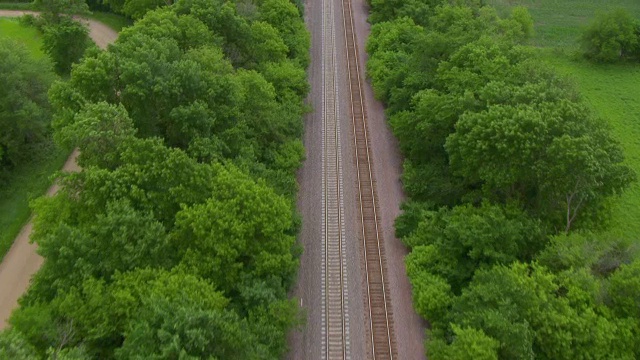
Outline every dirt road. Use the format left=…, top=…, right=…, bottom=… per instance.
left=0, top=12, right=117, bottom=329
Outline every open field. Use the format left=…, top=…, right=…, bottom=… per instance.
left=0, top=16, right=44, bottom=57
left=486, top=0, right=640, bottom=238
left=487, top=0, right=640, bottom=48
left=547, top=56, right=640, bottom=238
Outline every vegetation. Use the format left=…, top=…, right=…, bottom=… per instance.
left=485, top=0, right=640, bottom=238
left=1, top=0, right=310, bottom=358
left=41, top=17, right=90, bottom=73
left=366, top=0, right=640, bottom=357
left=0, top=25, right=59, bottom=259
left=581, top=8, right=640, bottom=62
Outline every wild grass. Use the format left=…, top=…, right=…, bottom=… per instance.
left=0, top=17, right=44, bottom=58
left=486, top=0, right=640, bottom=238
left=486, top=0, right=640, bottom=49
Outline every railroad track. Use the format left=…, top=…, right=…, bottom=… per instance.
left=321, top=0, right=396, bottom=357
left=321, top=0, right=350, bottom=356
left=339, top=0, right=397, bottom=358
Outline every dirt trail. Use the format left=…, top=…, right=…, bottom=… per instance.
left=0, top=11, right=117, bottom=329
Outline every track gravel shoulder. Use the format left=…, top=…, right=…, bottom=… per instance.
left=288, top=0, right=426, bottom=357
left=0, top=9, right=115, bottom=329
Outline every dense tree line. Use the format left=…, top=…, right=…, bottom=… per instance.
left=0, top=0, right=309, bottom=358
left=367, top=0, right=640, bottom=358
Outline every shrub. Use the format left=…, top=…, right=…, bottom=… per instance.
left=582, top=9, right=639, bottom=62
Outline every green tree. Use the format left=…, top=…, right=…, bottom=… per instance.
left=34, top=0, right=89, bottom=24
left=0, top=39, right=55, bottom=170
left=582, top=9, right=640, bottom=62
left=42, top=17, right=90, bottom=74
left=173, top=164, right=298, bottom=296
left=0, top=330, right=39, bottom=359
left=428, top=326, right=499, bottom=360
left=55, top=102, right=136, bottom=169
left=404, top=203, right=544, bottom=292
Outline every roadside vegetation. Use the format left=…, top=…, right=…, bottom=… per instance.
left=366, top=0, right=640, bottom=358
left=0, top=19, right=61, bottom=261
left=0, top=0, right=310, bottom=358
left=0, top=1, right=128, bottom=261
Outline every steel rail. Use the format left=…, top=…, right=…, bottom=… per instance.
left=339, top=0, right=396, bottom=357
left=321, top=0, right=350, bottom=355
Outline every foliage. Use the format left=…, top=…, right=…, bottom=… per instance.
left=8, top=0, right=310, bottom=357
left=0, top=38, right=55, bottom=169
left=0, top=329, right=39, bottom=359
left=34, top=0, right=89, bottom=23
left=582, top=8, right=640, bottom=62
left=366, top=0, right=640, bottom=358
left=41, top=17, right=90, bottom=74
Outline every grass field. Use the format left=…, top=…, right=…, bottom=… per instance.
left=487, top=0, right=640, bottom=48
left=0, top=17, right=45, bottom=58
left=485, top=0, right=640, bottom=239
left=0, top=18, right=68, bottom=261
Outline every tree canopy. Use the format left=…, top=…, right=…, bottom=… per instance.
left=3, top=0, right=310, bottom=357
left=367, top=0, right=639, bottom=358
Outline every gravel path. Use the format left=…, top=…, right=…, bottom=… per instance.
left=0, top=10, right=116, bottom=329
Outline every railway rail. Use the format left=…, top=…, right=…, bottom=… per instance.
left=320, top=0, right=396, bottom=357
left=321, top=0, right=350, bottom=356
left=340, top=0, right=397, bottom=358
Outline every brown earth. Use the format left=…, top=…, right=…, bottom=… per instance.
left=0, top=10, right=116, bottom=329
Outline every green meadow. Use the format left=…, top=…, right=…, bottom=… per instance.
left=486, top=0, right=640, bottom=238
left=0, top=17, right=45, bottom=58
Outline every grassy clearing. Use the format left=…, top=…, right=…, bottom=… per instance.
left=486, top=0, right=640, bottom=48
left=0, top=145, right=69, bottom=261
left=485, top=0, right=640, bottom=238
left=0, top=17, right=44, bottom=58
left=545, top=55, right=640, bottom=238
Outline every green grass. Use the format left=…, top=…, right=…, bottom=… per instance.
left=0, top=145, right=69, bottom=262
left=543, top=55, right=640, bottom=238
left=485, top=0, right=640, bottom=239
left=486, top=0, right=640, bottom=48
left=0, top=17, right=45, bottom=58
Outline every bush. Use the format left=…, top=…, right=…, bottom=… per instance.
left=582, top=9, right=640, bottom=62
